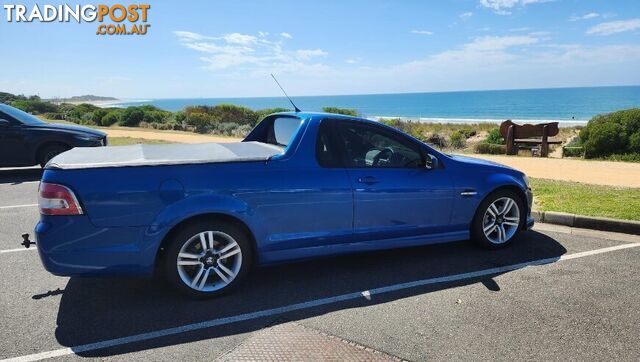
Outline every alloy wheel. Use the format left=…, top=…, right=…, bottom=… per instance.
left=176, top=230, right=243, bottom=292
left=482, top=197, right=520, bottom=244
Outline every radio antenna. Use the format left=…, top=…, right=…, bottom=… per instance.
left=270, top=73, right=301, bottom=112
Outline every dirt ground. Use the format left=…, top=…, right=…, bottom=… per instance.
left=104, top=128, right=239, bottom=143
left=467, top=154, right=640, bottom=188
left=103, top=128, right=640, bottom=188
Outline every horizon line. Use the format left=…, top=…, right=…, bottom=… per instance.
left=21, top=84, right=640, bottom=102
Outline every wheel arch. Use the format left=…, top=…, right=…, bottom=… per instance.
left=35, top=141, right=71, bottom=164
left=479, top=183, right=529, bottom=230
left=154, top=212, right=259, bottom=273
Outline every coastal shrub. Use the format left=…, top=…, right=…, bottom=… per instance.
left=10, top=99, right=58, bottom=114
left=90, top=109, right=108, bottom=125
left=485, top=128, right=504, bottom=145
left=427, top=133, right=447, bottom=148
left=322, top=107, right=358, bottom=117
left=66, top=103, right=100, bottom=121
left=561, top=137, right=584, bottom=158
left=42, top=112, right=65, bottom=120
left=185, top=104, right=257, bottom=126
left=139, top=121, right=184, bottom=131
left=215, top=122, right=240, bottom=136
left=119, top=107, right=145, bottom=127
left=580, top=108, right=640, bottom=158
left=459, top=128, right=477, bottom=138
left=255, top=107, right=290, bottom=123
left=475, top=143, right=506, bottom=155
left=233, top=124, right=253, bottom=138
left=186, top=112, right=214, bottom=133
left=563, top=147, right=584, bottom=158
left=449, top=131, right=466, bottom=149
left=629, top=131, right=640, bottom=153
left=100, top=111, right=121, bottom=127
left=174, top=111, right=187, bottom=125
left=78, top=112, right=97, bottom=125
left=603, top=153, right=640, bottom=162
left=0, top=92, right=28, bottom=104
left=141, top=108, right=172, bottom=124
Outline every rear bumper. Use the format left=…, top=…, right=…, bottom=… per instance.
left=35, top=216, right=156, bottom=276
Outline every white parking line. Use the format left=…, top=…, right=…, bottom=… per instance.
left=0, top=247, right=37, bottom=254
left=0, top=180, right=40, bottom=185
left=2, top=241, right=639, bottom=362
left=0, top=204, right=38, bottom=210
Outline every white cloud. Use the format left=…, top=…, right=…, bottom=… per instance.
left=167, top=28, right=639, bottom=98
left=479, top=0, right=552, bottom=15
left=529, top=31, right=551, bottom=37
left=223, top=33, right=257, bottom=45
left=509, top=27, right=530, bottom=32
left=174, top=30, right=328, bottom=74
left=280, top=32, right=293, bottom=39
left=172, top=31, right=210, bottom=41
left=569, top=12, right=599, bottom=22
left=411, top=30, right=433, bottom=35
left=459, top=12, right=473, bottom=19
left=295, top=49, right=328, bottom=60
left=466, top=35, right=538, bottom=51
left=586, top=19, right=640, bottom=35
left=521, top=0, right=552, bottom=4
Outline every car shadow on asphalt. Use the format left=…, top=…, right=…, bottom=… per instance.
left=53, top=230, right=566, bottom=357
left=0, top=168, right=42, bottom=184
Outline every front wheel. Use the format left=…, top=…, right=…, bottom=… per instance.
left=471, top=190, right=524, bottom=249
left=38, top=144, right=70, bottom=168
left=164, top=220, right=252, bottom=298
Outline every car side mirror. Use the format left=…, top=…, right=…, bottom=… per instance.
left=0, top=119, right=10, bottom=127
left=425, top=154, right=439, bottom=170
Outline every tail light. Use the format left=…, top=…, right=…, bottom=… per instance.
left=38, top=182, right=84, bottom=216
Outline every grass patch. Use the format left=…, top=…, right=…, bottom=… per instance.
left=108, top=137, right=173, bottom=146
left=530, top=178, right=640, bottom=221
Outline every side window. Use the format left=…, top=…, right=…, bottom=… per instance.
left=0, top=111, right=16, bottom=125
left=335, top=123, right=425, bottom=168
left=262, top=116, right=302, bottom=147
left=316, top=121, right=341, bottom=167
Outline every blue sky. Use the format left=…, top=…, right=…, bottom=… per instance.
left=1, top=0, right=639, bottom=99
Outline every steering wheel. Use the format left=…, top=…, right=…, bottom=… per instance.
left=373, top=147, right=395, bottom=166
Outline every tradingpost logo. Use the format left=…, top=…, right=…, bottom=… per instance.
left=2, top=3, right=151, bottom=35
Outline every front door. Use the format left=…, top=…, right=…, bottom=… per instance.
left=329, top=120, right=454, bottom=241
left=0, top=113, right=29, bottom=166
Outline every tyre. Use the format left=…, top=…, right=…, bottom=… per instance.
left=164, top=219, right=252, bottom=298
left=471, top=189, right=524, bottom=249
left=38, top=144, right=70, bottom=168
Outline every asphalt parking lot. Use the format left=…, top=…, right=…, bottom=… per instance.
left=1, top=168, right=639, bottom=361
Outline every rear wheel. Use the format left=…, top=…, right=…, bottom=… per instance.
left=38, top=144, right=69, bottom=168
left=471, top=190, right=524, bottom=249
left=164, top=220, right=252, bottom=298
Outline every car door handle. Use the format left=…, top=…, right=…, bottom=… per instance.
left=357, top=176, right=379, bottom=184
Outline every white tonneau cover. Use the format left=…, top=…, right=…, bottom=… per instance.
left=46, top=141, right=284, bottom=170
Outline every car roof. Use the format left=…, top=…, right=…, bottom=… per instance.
left=271, top=111, right=377, bottom=124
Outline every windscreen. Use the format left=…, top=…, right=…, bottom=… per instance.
left=0, top=103, right=46, bottom=125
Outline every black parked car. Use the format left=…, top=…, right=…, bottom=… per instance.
left=0, top=103, right=107, bottom=168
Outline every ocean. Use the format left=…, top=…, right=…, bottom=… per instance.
left=113, top=86, right=640, bottom=124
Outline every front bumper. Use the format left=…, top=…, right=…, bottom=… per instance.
left=526, top=188, right=534, bottom=230
left=35, top=216, right=155, bottom=276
